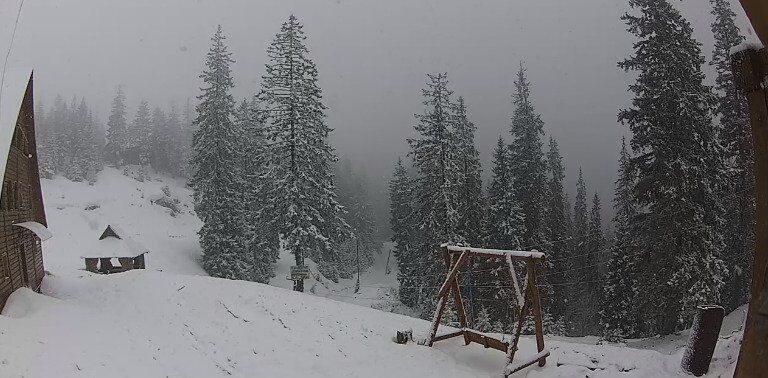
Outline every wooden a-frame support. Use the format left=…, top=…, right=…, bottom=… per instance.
left=426, top=245, right=550, bottom=376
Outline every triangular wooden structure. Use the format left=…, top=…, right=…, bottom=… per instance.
left=426, top=244, right=549, bottom=376
left=99, top=225, right=121, bottom=240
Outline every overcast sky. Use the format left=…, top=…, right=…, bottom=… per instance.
left=0, top=0, right=759, bottom=227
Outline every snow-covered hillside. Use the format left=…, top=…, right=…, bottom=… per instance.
left=0, top=168, right=742, bottom=377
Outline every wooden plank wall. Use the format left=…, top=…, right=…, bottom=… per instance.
left=0, top=76, right=46, bottom=310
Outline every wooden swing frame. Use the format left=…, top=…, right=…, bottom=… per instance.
left=426, top=244, right=550, bottom=376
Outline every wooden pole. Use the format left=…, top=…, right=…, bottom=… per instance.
left=681, top=306, right=725, bottom=376
left=732, top=47, right=768, bottom=378
left=737, top=0, right=768, bottom=45
left=526, top=258, right=546, bottom=367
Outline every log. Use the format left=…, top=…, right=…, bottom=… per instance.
left=681, top=306, right=725, bottom=376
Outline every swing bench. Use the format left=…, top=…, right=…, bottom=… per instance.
left=426, top=244, right=550, bottom=376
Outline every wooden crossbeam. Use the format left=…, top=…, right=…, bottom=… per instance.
left=463, top=329, right=509, bottom=352
left=437, top=251, right=467, bottom=298
left=432, top=330, right=464, bottom=343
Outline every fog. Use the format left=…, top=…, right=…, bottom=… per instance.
left=0, top=0, right=758, bottom=227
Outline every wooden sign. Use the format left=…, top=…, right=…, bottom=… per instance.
left=288, top=265, right=311, bottom=281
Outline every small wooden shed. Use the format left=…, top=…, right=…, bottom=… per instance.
left=82, top=225, right=148, bottom=274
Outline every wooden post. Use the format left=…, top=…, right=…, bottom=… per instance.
left=681, top=306, right=725, bottom=376
left=732, top=47, right=768, bottom=378
left=527, top=258, right=546, bottom=367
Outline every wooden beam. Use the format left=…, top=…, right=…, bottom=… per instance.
left=437, top=251, right=467, bottom=298
left=463, top=329, right=509, bottom=352
left=527, top=258, right=547, bottom=367
left=738, top=0, right=768, bottom=45
left=427, top=295, right=448, bottom=347
left=432, top=330, right=464, bottom=343
left=506, top=349, right=551, bottom=376
left=732, top=47, right=768, bottom=378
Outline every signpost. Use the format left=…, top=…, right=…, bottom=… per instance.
left=288, top=265, right=311, bottom=281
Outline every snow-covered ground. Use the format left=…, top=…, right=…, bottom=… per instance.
left=0, top=168, right=743, bottom=377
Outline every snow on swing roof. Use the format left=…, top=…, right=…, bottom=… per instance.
left=0, top=67, right=31, bottom=182
left=441, top=244, right=545, bottom=260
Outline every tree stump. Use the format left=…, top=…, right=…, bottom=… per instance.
left=681, top=305, right=725, bottom=376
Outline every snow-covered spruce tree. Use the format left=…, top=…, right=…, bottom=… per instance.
left=336, top=158, right=379, bottom=279
left=453, top=96, right=484, bottom=247
left=544, top=136, right=570, bottom=328
left=62, top=98, right=101, bottom=183
left=584, top=191, right=604, bottom=335
left=129, top=100, right=152, bottom=170
left=482, top=136, right=525, bottom=323
left=259, top=15, right=349, bottom=289
left=407, top=73, right=461, bottom=318
left=486, top=136, right=525, bottom=250
left=601, top=138, right=639, bottom=341
left=620, top=0, right=726, bottom=335
left=234, top=97, right=278, bottom=283
left=165, top=105, right=185, bottom=177
left=389, top=157, right=418, bottom=306
left=710, top=0, right=753, bottom=313
left=105, top=87, right=128, bottom=166
left=180, top=98, right=195, bottom=178
left=150, top=106, right=170, bottom=173
left=565, top=168, right=589, bottom=336
left=190, top=25, right=251, bottom=280
left=508, top=63, right=547, bottom=250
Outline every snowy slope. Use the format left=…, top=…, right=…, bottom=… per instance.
left=41, top=167, right=204, bottom=276
left=1, top=167, right=739, bottom=377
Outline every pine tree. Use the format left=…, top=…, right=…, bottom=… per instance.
left=544, top=137, right=570, bottom=325
left=105, top=87, right=128, bottom=166
left=566, top=168, right=589, bottom=335
left=474, top=306, right=493, bottom=332
left=389, top=157, right=418, bottom=306
left=190, top=25, right=251, bottom=280
left=150, top=106, right=170, bottom=173
left=166, top=105, right=185, bottom=176
left=710, top=0, right=753, bottom=313
left=336, top=158, right=379, bottom=279
left=453, top=96, right=483, bottom=247
left=407, top=73, right=461, bottom=317
left=585, top=191, right=604, bottom=334
left=601, top=138, right=639, bottom=341
left=259, top=15, right=349, bottom=289
left=508, top=63, right=547, bottom=249
left=129, top=100, right=152, bottom=168
left=482, top=136, right=525, bottom=323
left=620, top=0, right=725, bottom=334
left=486, top=136, right=525, bottom=250
left=234, top=97, right=278, bottom=283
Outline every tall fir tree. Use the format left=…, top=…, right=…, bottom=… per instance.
left=407, top=72, right=461, bottom=317
left=234, top=97, right=278, bottom=283
left=482, top=136, right=525, bottom=324
left=601, top=138, right=639, bottom=341
left=508, top=63, right=547, bottom=250
left=389, top=157, right=417, bottom=306
left=259, top=15, right=349, bottom=289
left=130, top=100, right=152, bottom=168
left=105, top=87, right=128, bottom=165
left=544, top=137, right=570, bottom=326
left=584, top=191, right=604, bottom=334
left=566, top=168, right=589, bottom=335
left=710, top=0, right=753, bottom=313
left=453, top=96, right=484, bottom=247
left=190, top=25, right=251, bottom=280
left=620, top=0, right=725, bottom=334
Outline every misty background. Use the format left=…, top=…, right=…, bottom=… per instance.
left=0, top=0, right=759, bottom=232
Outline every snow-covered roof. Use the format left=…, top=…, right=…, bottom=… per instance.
left=13, top=221, right=52, bottom=241
left=80, top=225, right=149, bottom=258
left=0, top=67, right=32, bottom=182
left=443, top=244, right=545, bottom=260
